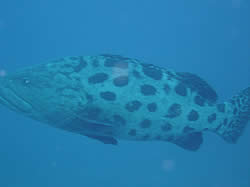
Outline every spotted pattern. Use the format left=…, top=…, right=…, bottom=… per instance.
left=142, top=64, right=163, bottom=80
left=133, top=70, right=141, bottom=79
left=128, top=129, right=137, bottom=136
left=147, top=103, right=157, bottom=112
left=161, top=122, right=172, bottom=131
left=175, top=83, right=187, bottom=96
left=74, top=56, right=87, bottom=72
left=233, top=108, right=238, bottom=115
left=188, top=110, right=199, bottom=121
left=217, top=104, right=225, bottom=113
left=86, top=93, right=94, bottom=102
left=88, top=73, right=109, bottom=84
left=183, top=126, right=195, bottom=133
left=100, top=91, right=116, bottom=101
left=163, top=84, right=171, bottom=95
left=81, top=107, right=102, bottom=120
left=125, top=100, right=142, bottom=112
left=165, top=103, right=182, bottom=118
left=140, top=84, right=157, bottom=96
left=140, top=119, right=152, bottom=128
left=92, top=59, right=99, bottom=67
left=194, top=95, right=205, bottom=106
left=208, top=113, right=216, bottom=123
left=223, top=118, right=228, bottom=126
left=113, top=115, right=126, bottom=126
left=113, top=76, right=129, bottom=87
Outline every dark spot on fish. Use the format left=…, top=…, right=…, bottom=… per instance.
left=81, top=107, right=102, bottom=120
left=175, top=83, right=187, bottom=96
left=140, top=84, right=157, bottom=96
left=125, top=100, right=142, bottom=112
left=113, top=76, right=129, bottom=87
left=163, top=84, right=171, bottom=95
left=194, top=95, right=205, bottom=106
left=161, top=122, right=172, bottom=131
left=183, top=126, right=195, bottom=133
left=88, top=73, right=109, bottom=84
left=142, top=64, right=162, bottom=80
left=92, top=59, right=99, bottom=67
left=104, top=58, right=116, bottom=67
left=128, top=129, right=137, bottom=136
left=217, top=104, right=225, bottom=113
left=140, top=119, right=151, bottom=128
left=100, top=91, right=116, bottom=101
left=233, top=108, right=237, bottom=115
left=113, top=115, right=126, bottom=126
left=155, top=135, right=162, bottom=140
left=188, top=110, right=199, bottom=121
left=223, top=118, right=228, bottom=126
left=208, top=113, right=216, bottom=123
left=165, top=103, right=182, bottom=118
left=142, top=134, right=150, bottom=140
left=86, top=93, right=94, bottom=102
left=147, top=103, right=157, bottom=112
left=133, top=70, right=141, bottom=79
left=74, top=56, right=87, bottom=72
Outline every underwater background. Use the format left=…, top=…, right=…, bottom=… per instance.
left=0, top=0, right=249, bottom=187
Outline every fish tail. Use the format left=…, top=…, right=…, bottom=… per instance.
left=215, top=87, right=250, bottom=143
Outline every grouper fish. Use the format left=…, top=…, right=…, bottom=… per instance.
left=0, top=54, right=249, bottom=151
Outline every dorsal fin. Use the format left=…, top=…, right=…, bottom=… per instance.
left=172, top=132, right=203, bottom=151
left=177, top=72, right=218, bottom=103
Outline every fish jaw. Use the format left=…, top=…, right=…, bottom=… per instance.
left=0, top=77, right=33, bottom=114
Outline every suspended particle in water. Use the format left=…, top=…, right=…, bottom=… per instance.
left=162, top=159, right=176, bottom=172
left=0, top=69, right=7, bottom=77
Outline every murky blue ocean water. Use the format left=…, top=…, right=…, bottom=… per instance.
left=0, top=1, right=249, bottom=187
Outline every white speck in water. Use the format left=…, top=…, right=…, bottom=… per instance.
left=0, top=69, right=7, bottom=77
left=162, top=159, right=176, bottom=172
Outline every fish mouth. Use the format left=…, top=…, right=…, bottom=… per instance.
left=0, top=80, right=33, bottom=113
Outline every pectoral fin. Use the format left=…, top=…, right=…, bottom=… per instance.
left=85, top=134, right=118, bottom=145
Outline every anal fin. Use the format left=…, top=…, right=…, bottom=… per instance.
left=172, top=132, right=203, bottom=151
left=85, top=134, right=118, bottom=145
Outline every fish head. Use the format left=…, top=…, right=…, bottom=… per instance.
left=0, top=64, right=89, bottom=124
left=0, top=66, right=54, bottom=115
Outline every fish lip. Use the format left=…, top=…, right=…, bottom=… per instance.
left=0, top=82, right=33, bottom=113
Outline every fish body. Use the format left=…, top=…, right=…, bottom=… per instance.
left=0, top=54, right=249, bottom=151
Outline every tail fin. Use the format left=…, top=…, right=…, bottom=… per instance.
left=217, top=87, right=250, bottom=143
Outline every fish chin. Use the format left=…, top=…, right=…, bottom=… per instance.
left=0, top=83, right=33, bottom=114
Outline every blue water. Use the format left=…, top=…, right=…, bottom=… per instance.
left=0, top=0, right=250, bottom=187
